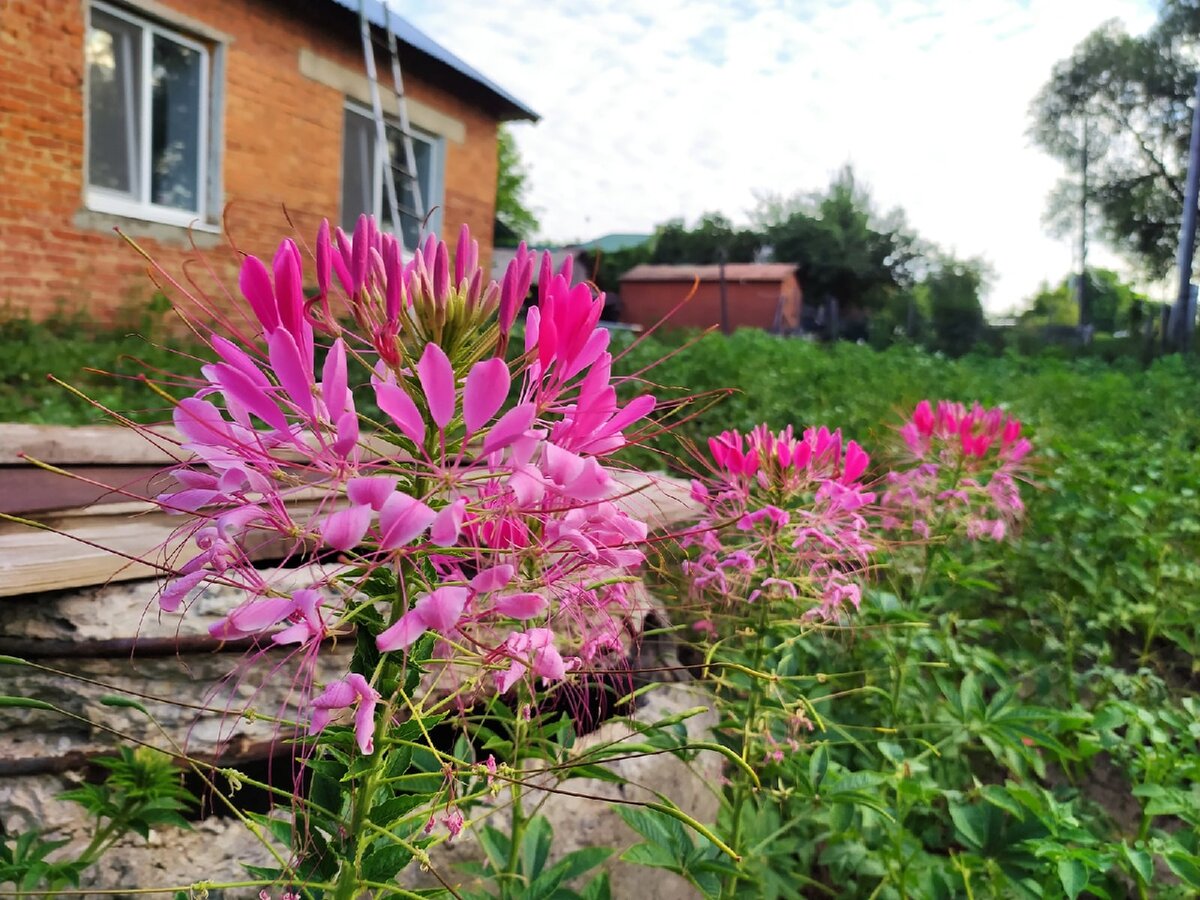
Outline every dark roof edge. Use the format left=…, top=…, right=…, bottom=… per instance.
left=329, top=0, right=539, bottom=122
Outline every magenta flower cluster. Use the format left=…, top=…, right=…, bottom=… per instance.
left=685, top=424, right=876, bottom=621
left=685, top=402, right=1033, bottom=626
left=152, top=216, right=655, bottom=755
left=881, top=400, right=1032, bottom=541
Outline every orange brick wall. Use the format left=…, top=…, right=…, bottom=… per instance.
left=619, top=278, right=803, bottom=332
left=0, top=0, right=501, bottom=323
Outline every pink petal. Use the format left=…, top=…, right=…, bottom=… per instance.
left=268, top=329, right=315, bottom=418
left=430, top=497, right=467, bottom=546
left=532, top=644, right=569, bottom=682
left=354, top=697, right=377, bottom=755
left=373, top=380, right=426, bottom=446
left=333, top=409, right=360, bottom=456
left=482, top=402, right=535, bottom=455
left=413, top=586, right=469, bottom=633
left=601, top=393, right=655, bottom=438
left=228, top=596, right=294, bottom=632
left=378, top=492, right=436, bottom=549
left=376, top=609, right=430, bottom=652
left=321, top=339, right=349, bottom=415
left=214, top=363, right=292, bottom=435
left=841, top=441, right=869, bottom=483
left=174, top=397, right=232, bottom=447
left=495, top=660, right=527, bottom=694
left=273, top=239, right=305, bottom=337
left=159, top=570, right=207, bottom=612
left=239, top=255, right=278, bottom=332
left=470, top=564, right=514, bottom=593
left=417, top=343, right=456, bottom=430
left=347, top=476, right=399, bottom=511
left=211, top=335, right=271, bottom=390
left=463, top=357, right=511, bottom=434
left=494, top=592, right=547, bottom=620
left=320, top=504, right=373, bottom=551
left=316, top=219, right=331, bottom=297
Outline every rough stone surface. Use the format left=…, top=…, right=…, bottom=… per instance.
left=2, top=684, right=719, bottom=899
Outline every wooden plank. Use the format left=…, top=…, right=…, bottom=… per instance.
left=0, top=465, right=172, bottom=515
left=0, top=508, right=320, bottom=598
left=0, top=423, right=180, bottom=466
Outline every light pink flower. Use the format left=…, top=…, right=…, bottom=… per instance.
left=309, top=673, right=379, bottom=755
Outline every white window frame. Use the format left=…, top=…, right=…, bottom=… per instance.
left=85, top=0, right=214, bottom=228
left=342, top=100, right=446, bottom=245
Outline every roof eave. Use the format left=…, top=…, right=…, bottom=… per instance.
left=328, top=0, right=538, bottom=122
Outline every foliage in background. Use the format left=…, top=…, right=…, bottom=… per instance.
left=0, top=746, right=195, bottom=896
left=0, top=302, right=203, bottom=424
left=922, top=255, right=990, bottom=356
left=494, top=126, right=540, bottom=247
left=613, top=331, right=1200, bottom=896
left=1030, top=0, right=1200, bottom=278
left=753, top=165, right=922, bottom=315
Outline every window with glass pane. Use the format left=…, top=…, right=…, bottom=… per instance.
left=87, top=8, right=142, bottom=197
left=341, top=104, right=443, bottom=251
left=86, top=2, right=211, bottom=223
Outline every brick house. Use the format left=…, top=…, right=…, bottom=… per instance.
left=0, top=0, right=537, bottom=322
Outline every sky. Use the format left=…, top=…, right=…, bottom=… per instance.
left=401, top=0, right=1159, bottom=313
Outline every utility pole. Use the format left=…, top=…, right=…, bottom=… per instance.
left=1078, top=119, right=1089, bottom=330
left=718, top=246, right=730, bottom=335
left=1173, top=71, right=1200, bottom=351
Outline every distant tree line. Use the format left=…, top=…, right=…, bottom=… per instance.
left=577, top=166, right=994, bottom=356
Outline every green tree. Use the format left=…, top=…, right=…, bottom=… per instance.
left=1020, top=268, right=1147, bottom=332
left=925, top=255, right=988, bottom=356
left=1030, top=3, right=1199, bottom=278
left=494, top=126, right=540, bottom=247
left=651, top=213, right=761, bottom=265
left=578, top=213, right=758, bottom=296
left=756, top=166, right=920, bottom=313
left=1020, top=279, right=1079, bottom=328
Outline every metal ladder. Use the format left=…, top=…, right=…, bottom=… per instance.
left=358, top=0, right=426, bottom=255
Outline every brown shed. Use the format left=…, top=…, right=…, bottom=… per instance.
left=618, top=264, right=802, bottom=332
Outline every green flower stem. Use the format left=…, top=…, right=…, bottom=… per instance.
left=503, top=692, right=531, bottom=900
left=722, top=595, right=773, bottom=895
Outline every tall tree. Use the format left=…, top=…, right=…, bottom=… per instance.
left=925, top=255, right=989, bottom=356
left=494, top=126, right=540, bottom=247
left=757, top=166, right=921, bottom=313
left=1030, top=5, right=1199, bottom=278
left=651, top=213, right=760, bottom=264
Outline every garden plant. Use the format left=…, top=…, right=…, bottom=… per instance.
left=2, top=224, right=1198, bottom=899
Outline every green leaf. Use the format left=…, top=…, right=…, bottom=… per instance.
left=1057, top=858, right=1087, bottom=899
left=1165, top=851, right=1200, bottom=888
left=579, top=872, right=612, bottom=900
left=476, top=825, right=511, bottom=874
left=809, top=745, right=829, bottom=792
left=1122, top=845, right=1153, bottom=884
left=362, top=843, right=414, bottom=883
left=979, top=785, right=1025, bottom=821
left=621, top=841, right=681, bottom=870
left=368, top=794, right=427, bottom=830
left=541, top=846, right=614, bottom=886
left=949, top=804, right=988, bottom=851
left=522, top=815, right=554, bottom=879
left=959, top=672, right=984, bottom=718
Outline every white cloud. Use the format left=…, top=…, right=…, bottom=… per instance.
left=401, top=0, right=1159, bottom=312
